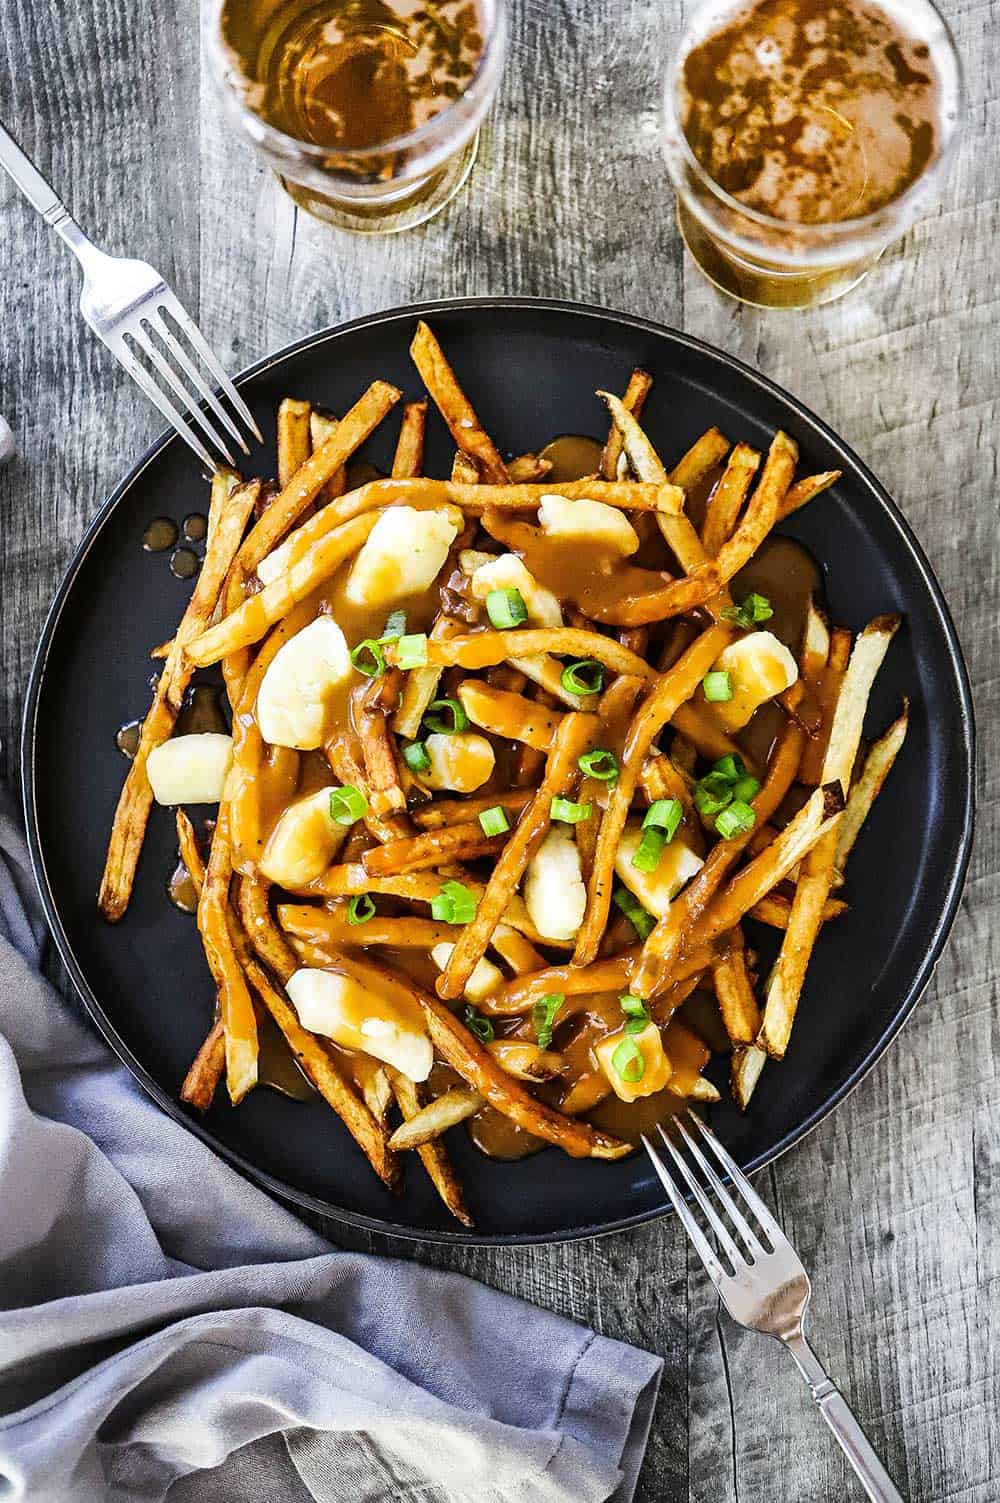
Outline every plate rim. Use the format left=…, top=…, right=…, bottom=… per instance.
left=20, top=295, right=977, bottom=1246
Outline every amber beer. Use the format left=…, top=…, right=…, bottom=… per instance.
left=208, top=0, right=506, bottom=233
left=663, top=0, right=962, bottom=307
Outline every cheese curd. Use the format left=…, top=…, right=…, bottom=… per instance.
left=707, top=631, right=799, bottom=732
left=286, top=968, right=432, bottom=1081
left=147, top=733, right=233, bottom=806
left=345, top=506, right=460, bottom=607
left=256, top=617, right=351, bottom=750
left=468, top=553, right=563, bottom=627
left=595, top=1021, right=672, bottom=1103
left=614, top=823, right=703, bottom=919
left=523, top=826, right=587, bottom=942
left=430, top=943, right=503, bottom=1005
left=422, top=732, right=496, bottom=793
left=258, top=788, right=341, bottom=889
left=537, top=494, right=639, bottom=557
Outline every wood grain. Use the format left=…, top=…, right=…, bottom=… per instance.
left=1, top=0, right=997, bottom=1498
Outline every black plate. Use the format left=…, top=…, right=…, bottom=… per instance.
left=22, top=299, right=974, bottom=1245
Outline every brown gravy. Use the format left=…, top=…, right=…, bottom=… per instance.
left=257, top=1011, right=316, bottom=1100
left=537, top=434, right=604, bottom=483
left=176, top=685, right=230, bottom=737
left=182, top=512, right=208, bottom=542
left=167, top=858, right=199, bottom=914
left=169, top=546, right=200, bottom=581
left=115, top=719, right=142, bottom=759
left=733, top=533, right=823, bottom=651
left=142, top=517, right=178, bottom=553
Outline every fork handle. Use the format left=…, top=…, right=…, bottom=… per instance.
left=786, top=1333, right=905, bottom=1502
left=0, top=119, right=70, bottom=224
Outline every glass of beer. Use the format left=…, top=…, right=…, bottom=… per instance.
left=662, top=0, right=963, bottom=308
left=206, top=0, right=507, bottom=234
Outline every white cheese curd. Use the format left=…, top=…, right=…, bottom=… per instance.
left=706, top=631, right=799, bottom=731
left=258, top=788, right=341, bottom=889
left=468, top=553, right=563, bottom=627
left=345, top=506, right=460, bottom=607
left=537, top=494, right=639, bottom=557
left=147, top=733, right=233, bottom=805
left=256, top=617, right=352, bottom=750
left=430, top=943, right=503, bottom=1005
left=595, top=1020, right=672, bottom=1103
left=286, top=968, right=433, bottom=1081
left=421, top=732, right=495, bottom=793
left=523, top=826, right=587, bottom=942
left=614, top=823, right=703, bottom=919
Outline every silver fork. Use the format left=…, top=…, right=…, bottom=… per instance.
left=0, top=120, right=262, bottom=472
left=644, top=1113, right=905, bottom=1503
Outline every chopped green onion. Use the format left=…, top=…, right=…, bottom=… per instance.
left=702, top=670, right=734, bottom=703
left=715, top=800, right=757, bottom=839
left=423, top=697, right=469, bottom=736
left=722, top=592, right=774, bottom=630
left=402, top=741, right=431, bottom=774
left=642, top=798, right=683, bottom=842
left=396, top=633, right=428, bottom=669
left=350, top=638, right=386, bottom=678
left=612, top=1036, right=645, bottom=1083
left=693, top=771, right=735, bottom=818
left=463, top=1006, right=494, bottom=1043
left=624, top=1016, right=649, bottom=1035
left=380, top=609, right=406, bottom=641
left=347, top=894, right=375, bottom=925
left=532, top=992, right=565, bottom=1049
left=329, top=785, right=368, bottom=825
left=560, top=659, right=604, bottom=696
left=551, top=796, right=592, bottom=824
left=732, top=774, right=761, bottom=803
left=612, top=885, right=655, bottom=940
left=619, top=994, right=648, bottom=1020
left=712, top=754, right=746, bottom=782
left=478, top=805, right=511, bottom=837
left=485, top=587, right=528, bottom=630
left=578, top=748, right=619, bottom=781
left=431, top=879, right=478, bottom=925
left=631, top=827, right=665, bottom=873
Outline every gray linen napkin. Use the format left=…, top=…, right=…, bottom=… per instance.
left=0, top=790, right=662, bottom=1502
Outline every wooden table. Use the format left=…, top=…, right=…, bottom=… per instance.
left=1, top=1, right=996, bottom=1497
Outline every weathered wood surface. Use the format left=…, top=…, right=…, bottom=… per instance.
left=0, top=0, right=997, bottom=1496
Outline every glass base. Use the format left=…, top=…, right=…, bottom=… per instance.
left=677, top=203, right=882, bottom=310
left=277, top=133, right=479, bottom=235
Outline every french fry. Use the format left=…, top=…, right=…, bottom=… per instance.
left=601, top=367, right=653, bottom=480
left=362, top=822, right=506, bottom=877
left=711, top=430, right=798, bottom=587
left=392, top=398, right=428, bottom=478
left=486, top=1040, right=565, bottom=1080
left=99, top=476, right=256, bottom=922
left=393, top=615, right=462, bottom=740
left=344, top=952, right=630, bottom=1159
left=507, top=650, right=600, bottom=710
left=631, top=718, right=806, bottom=999
left=351, top=1054, right=395, bottom=1130
left=457, top=679, right=564, bottom=749
left=489, top=923, right=547, bottom=976
left=238, top=873, right=299, bottom=982
left=701, top=443, right=762, bottom=556
left=411, top=319, right=510, bottom=482
left=277, top=397, right=312, bottom=487
left=387, top=1068, right=473, bottom=1225
left=747, top=892, right=847, bottom=928
left=437, top=711, right=599, bottom=999
left=779, top=468, right=842, bottom=520
left=388, top=1085, right=483, bottom=1149
left=574, top=623, right=735, bottom=965
left=451, top=450, right=480, bottom=482
left=507, top=451, right=553, bottom=482
left=175, top=809, right=207, bottom=894
left=390, top=627, right=655, bottom=683
left=834, top=701, right=909, bottom=880
left=670, top=701, right=758, bottom=773
left=309, top=411, right=348, bottom=503
left=308, top=866, right=450, bottom=900
left=411, top=788, right=535, bottom=830
left=759, top=617, right=900, bottom=1059
left=711, top=927, right=761, bottom=1046
left=236, top=380, right=400, bottom=577
left=731, top=1043, right=768, bottom=1111
left=356, top=670, right=407, bottom=817
left=326, top=740, right=411, bottom=847
left=197, top=807, right=258, bottom=1104
left=800, top=626, right=851, bottom=785
left=179, top=1019, right=224, bottom=1112
left=670, top=426, right=732, bottom=492
left=278, top=904, right=469, bottom=951
left=487, top=945, right=713, bottom=1015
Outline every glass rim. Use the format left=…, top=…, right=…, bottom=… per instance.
left=663, top=0, right=965, bottom=241
left=204, top=0, right=507, bottom=164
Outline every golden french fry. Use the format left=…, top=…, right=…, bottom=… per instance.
left=701, top=443, right=761, bottom=556
left=179, top=1019, right=224, bottom=1112
left=388, top=1085, right=484, bottom=1149
left=387, top=1069, right=473, bottom=1226
left=457, top=679, right=564, bottom=749
left=412, top=788, right=535, bottom=831
left=710, top=927, right=761, bottom=1046
left=779, top=469, right=842, bottom=519
left=175, top=809, right=207, bottom=895
left=392, top=398, right=428, bottom=478
left=601, top=368, right=653, bottom=480
left=486, top=1040, right=565, bottom=1081
left=277, top=397, right=312, bottom=487
left=278, top=904, right=468, bottom=951
left=731, top=1044, right=767, bottom=1111
left=834, top=701, right=910, bottom=879
left=389, top=627, right=655, bottom=683
left=411, top=319, right=510, bottom=482
left=197, top=808, right=258, bottom=1104
left=747, top=892, right=847, bottom=928
left=363, top=822, right=507, bottom=877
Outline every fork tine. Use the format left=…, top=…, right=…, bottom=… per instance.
left=113, top=338, right=217, bottom=472
left=655, top=1124, right=746, bottom=1272
left=673, top=1115, right=767, bottom=1260
left=641, top=1134, right=730, bottom=1289
left=145, top=309, right=250, bottom=456
left=129, top=327, right=237, bottom=465
left=159, top=295, right=264, bottom=443
left=684, top=1110, right=786, bottom=1247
